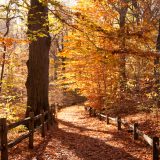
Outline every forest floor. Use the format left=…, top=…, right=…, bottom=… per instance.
left=9, top=105, right=152, bottom=160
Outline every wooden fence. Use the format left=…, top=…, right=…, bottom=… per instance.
left=0, top=106, right=55, bottom=160
left=86, top=107, right=159, bottom=160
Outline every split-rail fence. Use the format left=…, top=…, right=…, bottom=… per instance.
left=0, top=106, right=55, bottom=160
left=86, top=107, right=159, bottom=160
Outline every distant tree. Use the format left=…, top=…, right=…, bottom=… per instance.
left=155, top=19, right=160, bottom=107
left=116, top=0, right=129, bottom=101
left=0, top=0, right=19, bottom=92
left=157, top=20, right=160, bottom=52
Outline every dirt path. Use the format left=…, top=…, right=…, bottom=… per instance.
left=10, top=105, right=152, bottom=160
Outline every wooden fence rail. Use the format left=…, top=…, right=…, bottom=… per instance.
left=0, top=106, right=55, bottom=160
left=85, top=107, right=159, bottom=160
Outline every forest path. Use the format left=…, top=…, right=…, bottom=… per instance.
left=10, top=105, right=151, bottom=160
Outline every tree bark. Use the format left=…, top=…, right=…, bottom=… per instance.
left=154, top=19, right=160, bottom=106
left=156, top=20, right=160, bottom=52
left=26, top=0, right=51, bottom=117
left=0, top=45, right=7, bottom=92
left=119, top=0, right=128, bottom=95
left=0, top=1, right=12, bottom=92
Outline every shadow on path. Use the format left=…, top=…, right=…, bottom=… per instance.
left=57, top=119, right=109, bottom=134
left=9, top=105, right=144, bottom=160
left=33, top=126, right=140, bottom=160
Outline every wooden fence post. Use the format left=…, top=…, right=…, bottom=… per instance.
left=117, top=117, right=121, bottom=130
left=29, top=112, right=34, bottom=149
left=47, top=110, right=51, bottom=128
left=50, top=105, right=54, bottom=125
left=46, top=111, right=50, bottom=130
left=92, top=109, right=96, bottom=117
left=54, top=104, right=58, bottom=119
left=153, top=136, right=159, bottom=160
left=133, top=123, right=138, bottom=140
left=106, top=115, right=109, bottom=124
left=98, top=113, right=102, bottom=121
left=89, top=107, right=92, bottom=116
left=0, top=118, right=8, bottom=160
left=40, top=110, right=45, bottom=137
left=84, top=106, right=87, bottom=111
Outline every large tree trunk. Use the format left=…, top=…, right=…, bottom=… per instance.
left=26, top=0, right=51, bottom=117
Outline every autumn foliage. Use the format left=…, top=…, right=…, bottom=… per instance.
left=58, top=0, right=160, bottom=115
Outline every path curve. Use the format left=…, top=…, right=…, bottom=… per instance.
left=10, top=105, right=151, bottom=160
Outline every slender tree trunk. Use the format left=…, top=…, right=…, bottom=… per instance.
left=0, top=45, right=7, bottom=92
left=119, top=0, right=128, bottom=98
left=0, top=2, right=11, bottom=92
left=154, top=19, right=160, bottom=107
left=53, top=39, right=59, bottom=80
left=132, top=0, right=141, bottom=93
left=59, top=32, right=67, bottom=93
left=132, top=0, right=140, bottom=25
left=26, top=0, right=51, bottom=117
left=156, top=20, right=160, bottom=51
